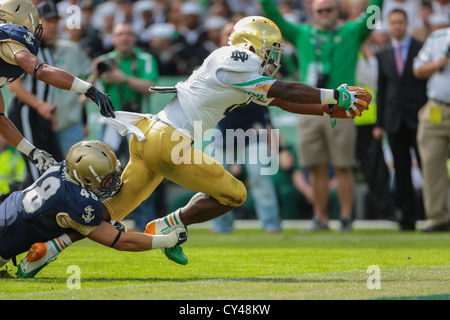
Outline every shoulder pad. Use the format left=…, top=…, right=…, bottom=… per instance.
left=216, top=46, right=262, bottom=73
left=0, top=24, right=39, bottom=55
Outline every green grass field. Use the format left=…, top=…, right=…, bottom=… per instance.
left=1, top=227, right=449, bottom=302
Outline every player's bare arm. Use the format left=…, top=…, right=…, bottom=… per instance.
left=87, top=221, right=186, bottom=252
left=14, top=50, right=116, bottom=118
left=0, top=91, right=28, bottom=147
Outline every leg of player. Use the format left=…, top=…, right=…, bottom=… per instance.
left=17, top=221, right=127, bottom=278
left=145, top=193, right=235, bottom=265
left=17, top=233, right=76, bottom=278
left=147, top=193, right=234, bottom=234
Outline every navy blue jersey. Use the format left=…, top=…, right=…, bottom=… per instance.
left=0, top=23, right=40, bottom=88
left=0, top=162, right=103, bottom=259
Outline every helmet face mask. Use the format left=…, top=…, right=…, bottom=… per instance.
left=65, top=140, right=123, bottom=199
left=228, top=16, right=284, bottom=77
left=0, top=0, right=43, bottom=39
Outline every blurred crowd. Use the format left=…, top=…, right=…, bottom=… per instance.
left=1, top=0, right=449, bottom=232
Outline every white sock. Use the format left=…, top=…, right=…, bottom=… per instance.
left=48, top=233, right=72, bottom=254
left=159, top=209, right=185, bottom=234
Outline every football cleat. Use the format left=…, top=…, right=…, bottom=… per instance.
left=17, top=243, right=58, bottom=278
left=146, top=219, right=188, bottom=265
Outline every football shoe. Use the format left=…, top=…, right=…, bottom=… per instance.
left=146, top=219, right=188, bottom=265
left=17, top=242, right=59, bottom=278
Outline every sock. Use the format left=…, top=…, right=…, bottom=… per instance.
left=48, top=233, right=72, bottom=254
left=163, top=209, right=184, bottom=229
left=148, top=209, right=185, bottom=235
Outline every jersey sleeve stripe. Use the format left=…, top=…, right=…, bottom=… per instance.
left=231, top=77, right=276, bottom=87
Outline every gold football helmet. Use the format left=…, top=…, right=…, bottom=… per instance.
left=65, top=140, right=123, bottom=198
left=0, top=0, right=43, bottom=38
left=228, top=16, right=284, bottom=77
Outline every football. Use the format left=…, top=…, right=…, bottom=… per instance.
left=322, top=86, right=372, bottom=118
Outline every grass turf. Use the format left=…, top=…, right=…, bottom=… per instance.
left=0, top=228, right=449, bottom=301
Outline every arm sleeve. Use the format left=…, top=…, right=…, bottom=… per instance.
left=0, top=40, right=30, bottom=65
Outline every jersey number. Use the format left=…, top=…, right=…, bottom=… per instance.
left=22, top=177, right=61, bottom=214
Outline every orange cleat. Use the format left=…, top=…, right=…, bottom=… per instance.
left=25, top=243, right=48, bottom=262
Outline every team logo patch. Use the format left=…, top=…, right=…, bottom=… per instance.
left=23, top=32, right=35, bottom=45
left=82, top=205, right=95, bottom=223
left=231, top=50, right=249, bottom=62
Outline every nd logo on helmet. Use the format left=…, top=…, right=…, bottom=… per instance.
left=231, top=50, right=249, bottom=63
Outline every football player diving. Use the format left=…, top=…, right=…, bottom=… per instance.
left=0, top=0, right=115, bottom=175
left=0, top=140, right=186, bottom=278
left=19, top=16, right=370, bottom=277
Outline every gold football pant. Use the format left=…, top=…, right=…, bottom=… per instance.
left=103, top=118, right=247, bottom=222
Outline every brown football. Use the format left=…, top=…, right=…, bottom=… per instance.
left=321, top=86, right=372, bottom=119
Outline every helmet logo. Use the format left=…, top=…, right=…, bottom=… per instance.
left=231, top=50, right=249, bottom=62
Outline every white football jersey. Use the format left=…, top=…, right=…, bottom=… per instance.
left=157, top=46, right=277, bottom=139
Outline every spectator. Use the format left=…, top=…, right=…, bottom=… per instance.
left=144, top=23, right=185, bottom=76
left=431, top=0, right=450, bottom=15
left=413, top=20, right=450, bottom=232
left=95, top=2, right=116, bottom=53
left=259, top=0, right=383, bottom=231
left=354, top=4, right=397, bottom=220
left=381, top=0, right=421, bottom=32
left=7, top=0, right=64, bottom=187
left=207, top=0, right=233, bottom=19
left=374, top=8, right=428, bottom=231
left=203, top=16, right=230, bottom=53
left=411, top=0, right=433, bottom=42
left=77, top=0, right=106, bottom=59
left=132, top=0, right=156, bottom=37
left=176, top=1, right=210, bottom=75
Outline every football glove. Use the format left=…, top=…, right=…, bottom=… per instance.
left=84, top=85, right=116, bottom=118
left=334, top=84, right=368, bottom=117
left=28, top=148, right=56, bottom=175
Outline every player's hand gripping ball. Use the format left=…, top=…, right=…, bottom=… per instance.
left=322, top=86, right=372, bottom=119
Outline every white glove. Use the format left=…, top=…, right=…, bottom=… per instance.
left=151, top=227, right=188, bottom=249
left=28, top=148, right=56, bottom=174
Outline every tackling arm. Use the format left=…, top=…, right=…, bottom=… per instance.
left=14, top=50, right=116, bottom=118
left=87, top=221, right=185, bottom=252
left=57, top=211, right=185, bottom=252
